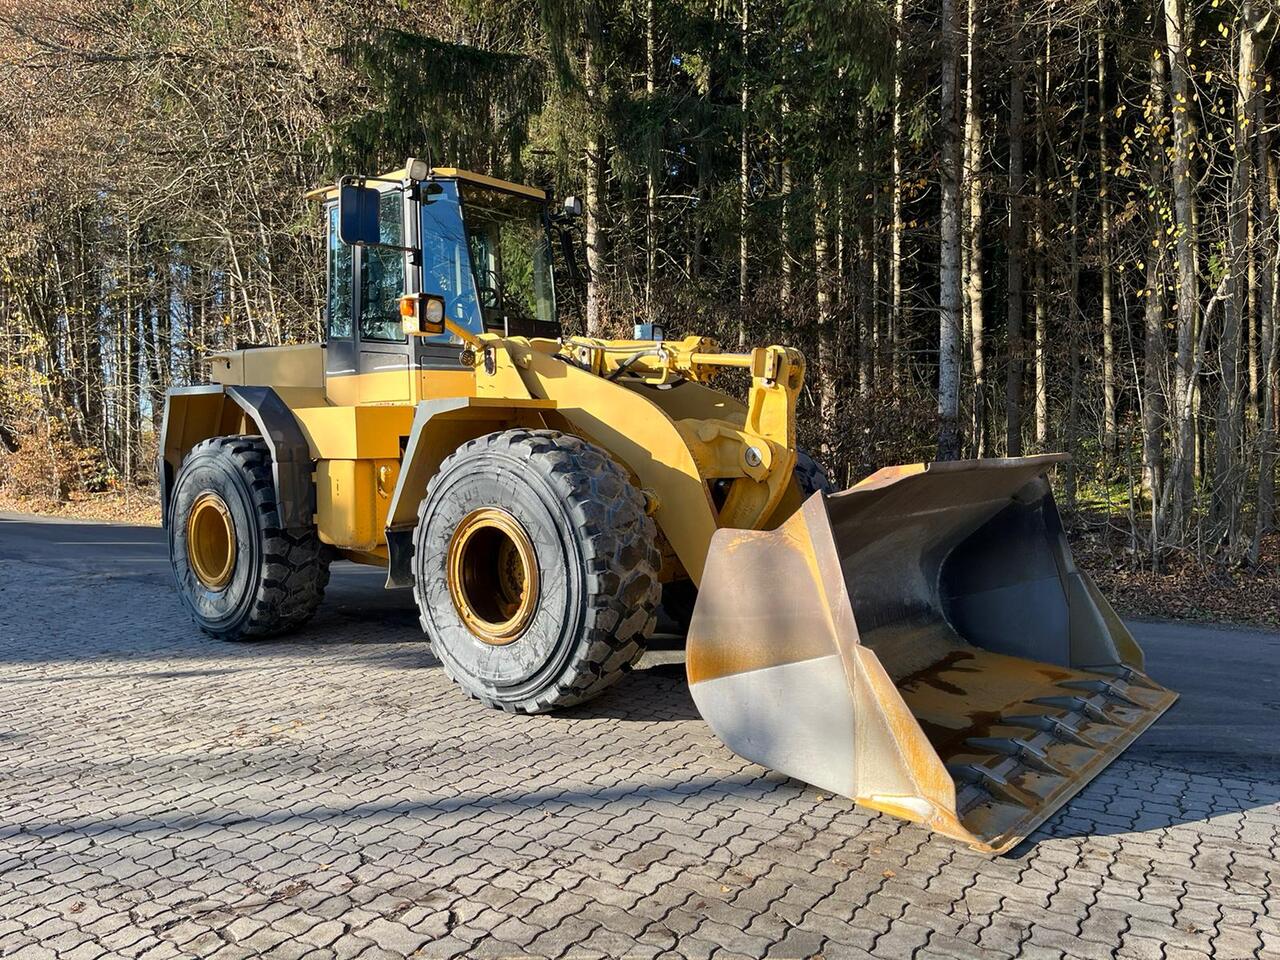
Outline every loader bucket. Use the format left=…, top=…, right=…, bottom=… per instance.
left=687, top=454, right=1176, bottom=854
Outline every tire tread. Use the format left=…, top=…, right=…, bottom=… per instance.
left=180, top=436, right=329, bottom=640
left=413, top=428, right=660, bottom=713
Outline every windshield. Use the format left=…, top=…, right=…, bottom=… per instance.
left=420, top=180, right=482, bottom=337
left=460, top=185, right=555, bottom=328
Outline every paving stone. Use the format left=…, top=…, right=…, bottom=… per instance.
left=0, top=553, right=1275, bottom=960
left=358, top=917, right=434, bottom=955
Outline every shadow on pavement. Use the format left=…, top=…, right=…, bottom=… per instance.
left=5, top=512, right=1280, bottom=852
left=562, top=663, right=703, bottom=723
left=3, top=769, right=789, bottom=843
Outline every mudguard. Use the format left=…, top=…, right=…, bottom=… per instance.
left=157, top=385, right=314, bottom=529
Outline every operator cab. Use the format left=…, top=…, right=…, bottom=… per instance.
left=313, top=161, right=572, bottom=404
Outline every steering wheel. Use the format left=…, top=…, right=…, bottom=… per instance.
left=475, top=271, right=499, bottom=308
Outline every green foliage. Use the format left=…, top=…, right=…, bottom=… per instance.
left=338, top=29, right=543, bottom=176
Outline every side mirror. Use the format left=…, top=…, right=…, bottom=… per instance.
left=338, top=179, right=381, bottom=246
left=400, top=293, right=446, bottom=337
left=413, top=180, right=445, bottom=205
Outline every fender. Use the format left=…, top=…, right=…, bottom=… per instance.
left=157, top=384, right=315, bottom=530
left=382, top=397, right=556, bottom=588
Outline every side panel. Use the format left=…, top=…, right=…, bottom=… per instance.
left=417, top=342, right=475, bottom=402
left=316, top=458, right=401, bottom=551
left=291, top=405, right=415, bottom=460
left=356, top=354, right=412, bottom=403
left=292, top=405, right=415, bottom=553
left=322, top=362, right=475, bottom=409
left=208, top=344, right=327, bottom=410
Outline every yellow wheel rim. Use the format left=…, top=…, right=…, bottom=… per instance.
left=187, top=492, right=237, bottom=590
left=447, top=508, right=540, bottom=645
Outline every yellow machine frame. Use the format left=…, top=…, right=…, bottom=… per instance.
left=169, top=331, right=807, bottom=586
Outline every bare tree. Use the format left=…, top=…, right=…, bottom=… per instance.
left=1162, top=0, right=1200, bottom=530
left=938, top=0, right=964, bottom=459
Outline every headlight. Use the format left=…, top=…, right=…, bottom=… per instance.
left=424, top=296, right=445, bottom=325
left=406, top=156, right=431, bottom=181
left=400, top=294, right=447, bottom=336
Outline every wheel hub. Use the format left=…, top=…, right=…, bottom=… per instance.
left=186, top=491, right=236, bottom=590
left=447, top=508, right=540, bottom=644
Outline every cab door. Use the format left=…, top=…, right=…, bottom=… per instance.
left=324, top=204, right=357, bottom=405
left=354, top=189, right=412, bottom=404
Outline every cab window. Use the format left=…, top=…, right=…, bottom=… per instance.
left=326, top=205, right=353, bottom=339
left=459, top=185, right=554, bottom=329
left=358, top=191, right=406, bottom=342
left=421, top=180, right=482, bottom=336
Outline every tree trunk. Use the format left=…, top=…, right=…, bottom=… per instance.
left=1033, top=33, right=1049, bottom=447
left=584, top=30, right=606, bottom=336
left=1162, top=0, right=1200, bottom=531
left=691, top=141, right=706, bottom=281
left=965, top=0, right=986, bottom=457
left=1006, top=0, right=1026, bottom=457
left=1216, top=0, right=1260, bottom=553
left=1252, top=87, right=1278, bottom=559
left=1098, top=20, right=1117, bottom=462
left=1143, top=47, right=1170, bottom=507
left=737, top=0, right=750, bottom=346
left=1144, top=250, right=1168, bottom=505
left=857, top=191, right=872, bottom=399
left=1208, top=0, right=1259, bottom=552
left=780, top=95, right=793, bottom=313
left=815, top=171, right=837, bottom=455
left=937, top=0, right=963, bottom=460
left=1249, top=197, right=1260, bottom=423
left=890, top=0, right=906, bottom=393
left=644, top=0, right=658, bottom=323
left=1064, top=123, right=1085, bottom=505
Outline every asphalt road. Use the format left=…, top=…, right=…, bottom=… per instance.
left=2, top=509, right=1275, bottom=772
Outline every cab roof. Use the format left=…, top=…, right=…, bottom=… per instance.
left=305, top=167, right=546, bottom=203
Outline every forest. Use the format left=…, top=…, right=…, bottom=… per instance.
left=1, top=0, right=1278, bottom=590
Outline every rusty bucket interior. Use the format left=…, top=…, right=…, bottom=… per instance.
left=686, top=455, right=1177, bottom=854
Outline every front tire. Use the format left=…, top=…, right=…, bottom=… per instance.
left=413, top=429, right=661, bottom=713
left=168, top=436, right=329, bottom=640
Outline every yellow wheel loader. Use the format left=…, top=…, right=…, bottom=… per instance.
left=159, top=160, right=1175, bottom=854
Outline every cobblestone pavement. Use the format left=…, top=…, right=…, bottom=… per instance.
left=0, top=515, right=1277, bottom=959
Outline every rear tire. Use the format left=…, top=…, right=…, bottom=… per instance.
left=413, top=429, right=661, bottom=713
left=167, top=436, right=329, bottom=640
